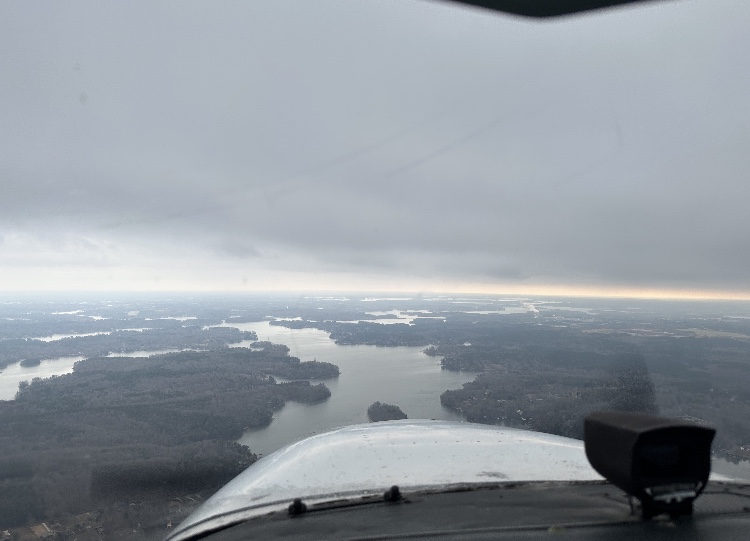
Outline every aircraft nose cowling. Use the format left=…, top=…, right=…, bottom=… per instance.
left=169, top=420, right=601, bottom=540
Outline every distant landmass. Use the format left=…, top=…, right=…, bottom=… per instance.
left=367, top=401, right=408, bottom=422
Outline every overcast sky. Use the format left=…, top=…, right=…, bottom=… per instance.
left=1, top=0, right=748, bottom=298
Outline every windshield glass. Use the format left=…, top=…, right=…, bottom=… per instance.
left=1, top=1, right=749, bottom=539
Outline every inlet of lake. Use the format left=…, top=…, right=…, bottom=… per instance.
left=218, top=320, right=478, bottom=456
left=0, top=356, right=85, bottom=400
left=218, top=320, right=750, bottom=481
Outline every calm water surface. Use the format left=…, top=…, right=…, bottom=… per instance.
left=0, top=356, right=84, bottom=400
left=220, top=321, right=478, bottom=455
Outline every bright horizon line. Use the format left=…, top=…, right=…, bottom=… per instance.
left=2, top=285, right=750, bottom=302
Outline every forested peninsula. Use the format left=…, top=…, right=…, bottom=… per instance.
left=0, top=344, right=338, bottom=534
left=0, top=325, right=255, bottom=370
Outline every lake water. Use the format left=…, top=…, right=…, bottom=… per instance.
left=0, top=356, right=85, bottom=400
left=218, top=320, right=478, bottom=455
left=713, top=457, right=750, bottom=482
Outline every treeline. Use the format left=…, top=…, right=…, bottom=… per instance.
left=90, top=441, right=256, bottom=501
left=0, top=325, right=257, bottom=369
left=270, top=318, right=441, bottom=347
left=441, top=353, right=658, bottom=439
left=0, top=441, right=251, bottom=529
left=436, top=329, right=750, bottom=459
left=0, top=344, right=338, bottom=530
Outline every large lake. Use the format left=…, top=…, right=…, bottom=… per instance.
left=219, top=320, right=478, bottom=456
left=4, top=314, right=748, bottom=481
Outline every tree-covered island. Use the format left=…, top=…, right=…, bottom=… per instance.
left=367, top=401, right=408, bottom=422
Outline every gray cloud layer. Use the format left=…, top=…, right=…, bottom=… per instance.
left=1, top=1, right=749, bottom=294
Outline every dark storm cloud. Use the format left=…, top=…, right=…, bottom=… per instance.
left=1, top=0, right=749, bottom=293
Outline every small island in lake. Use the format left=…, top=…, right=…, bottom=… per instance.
left=367, top=401, right=408, bottom=422
left=19, top=358, right=42, bottom=367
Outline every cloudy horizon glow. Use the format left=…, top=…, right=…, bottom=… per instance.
left=2, top=1, right=749, bottom=300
